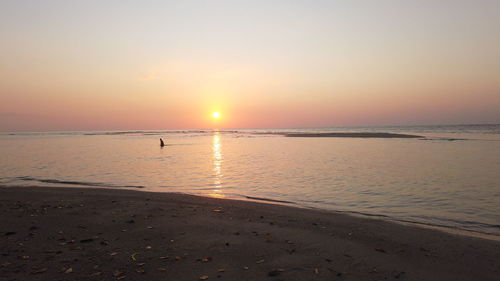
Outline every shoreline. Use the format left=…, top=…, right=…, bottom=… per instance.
left=1, top=185, right=499, bottom=281
left=238, top=193, right=500, bottom=242
left=3, top=183, right=499, bottom=241
left=6, top=183, right=498, bottom=242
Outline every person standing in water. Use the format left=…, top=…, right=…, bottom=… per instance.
left=160, top=138, right=165, bottom=147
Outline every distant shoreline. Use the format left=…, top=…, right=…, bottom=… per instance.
left=283, top=132, right=424, bottom=138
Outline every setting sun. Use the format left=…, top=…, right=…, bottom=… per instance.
left=212, top=112, right=221, bottom=119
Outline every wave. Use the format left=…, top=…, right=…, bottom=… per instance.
left=244, top=195, right=295, bottom=204
left=14, top=176, right=144, bottom=189
left=323, top=207, right=500, bottom=239
left=82, top=130, right=214, bottom=136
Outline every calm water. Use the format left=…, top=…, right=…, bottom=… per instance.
left=1, top=125, right=499, bottom=239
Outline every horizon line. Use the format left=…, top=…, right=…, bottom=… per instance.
left=1, top=122, right=499, bottom=134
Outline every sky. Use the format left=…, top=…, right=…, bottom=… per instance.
left=1, top=0, right=499, bottom=131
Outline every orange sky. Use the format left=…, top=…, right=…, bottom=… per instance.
left=1, top=1, right=499, bottom=131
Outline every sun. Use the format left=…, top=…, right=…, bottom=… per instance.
left=212, top=111, right=221, bottom=119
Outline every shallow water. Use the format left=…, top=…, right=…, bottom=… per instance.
left=1, top=125, right=499, bottom=238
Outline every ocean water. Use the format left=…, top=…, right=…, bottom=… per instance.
left=1, top=124, right=499, bottom=239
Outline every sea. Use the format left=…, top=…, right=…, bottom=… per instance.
left=1, top=124, right=499, bottom=240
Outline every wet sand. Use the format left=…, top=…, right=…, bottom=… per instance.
left=283, top=132, right=423, bottom=138
left=1, top=186, right=498, bottom=281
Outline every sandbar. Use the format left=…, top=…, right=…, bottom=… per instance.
left=283, top=132, right=423, bottom=138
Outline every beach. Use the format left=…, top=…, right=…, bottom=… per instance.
left=2, top=128, right=500, bottom=237
left=1, top=186, right=499, bottom=281
left=2, top=1, right=500, bottom=280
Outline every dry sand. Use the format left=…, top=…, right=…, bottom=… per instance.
left=1, top=186, right=498, bottom=281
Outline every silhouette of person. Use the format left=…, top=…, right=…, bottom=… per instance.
left=160, top=138, right=165, bottom=147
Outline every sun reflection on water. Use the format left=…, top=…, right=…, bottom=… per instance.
left=208, top=132, right=224, bottom=198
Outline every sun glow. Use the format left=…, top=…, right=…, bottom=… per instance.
left=212, top=111, right=221, bottom=119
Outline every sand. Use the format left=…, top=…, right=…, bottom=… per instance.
left=1, top=186, right=498, bottom=281
left=283, top=132, right=423, bottom=138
